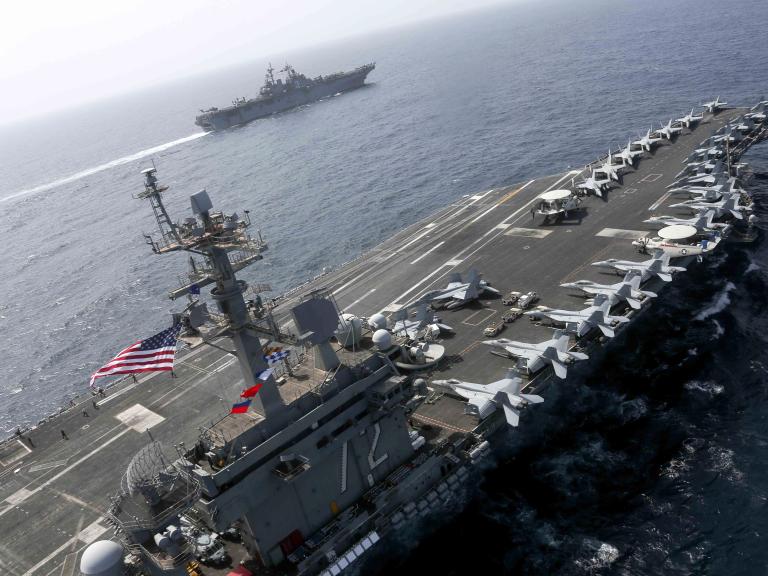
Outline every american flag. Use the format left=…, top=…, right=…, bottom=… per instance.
left=89, top=324, right=182, bottom=387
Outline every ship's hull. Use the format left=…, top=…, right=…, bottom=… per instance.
left=195, top=67, right=373, bottom=131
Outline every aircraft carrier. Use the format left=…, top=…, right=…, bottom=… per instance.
left=194, top=63, right=375, bottom=131
left=0, top=100, right=766, bottom=576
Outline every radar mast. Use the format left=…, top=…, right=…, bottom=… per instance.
left=137, top=168, right=288, bottom=426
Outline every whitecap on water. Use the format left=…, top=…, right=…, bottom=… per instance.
left=694, top=281, right=735, bottom=320
left=684, top=379, right=723, bottom=396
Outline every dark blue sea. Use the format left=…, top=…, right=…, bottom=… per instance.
left=1, top=0, right=768, bottom=572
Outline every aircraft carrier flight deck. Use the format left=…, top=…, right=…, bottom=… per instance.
left=0, top=105, right=763, bottom=576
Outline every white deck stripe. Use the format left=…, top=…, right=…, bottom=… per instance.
left=410, top=241, right=445, bottom=264
left=596, top=228, right=646, bottom=239
left=649, top=191, right=673, bottom=211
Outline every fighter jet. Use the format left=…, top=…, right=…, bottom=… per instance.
left=482, top=330, right=588, bottom=379
left=432, top=370, right=543, bottom=427
left=668, top=177, right=732, bottom=201
left=746, top=101, right=767, bottom=123
left=576, top=171, right=611, bottom=197
left=391, top=302, right=453, bottom=339
left=671, top=160, right=726, bottom=187
left=600, top=151, right=625, bottom=182
left=613, top=140, right=643, bottom=168
left=560, top=272, right=657, bottom=310
left=676, top=108, right=704, bottom=129
left=592, top=251, right=687, bottom=282
left=674, top=157, right=721, bottom=180
left=524, top=294, right=629, bottom=338
left=418, top=269, right=500, bottom=310
left=633, top=128, right=662, bottom=152
left=735, top=116, right=757, bottom=134
left=670, top=192, right=746, bottom=220
left=702, top=96, right=727, bottom=113
left=644, top=209, right=729, bottom=232
left=655, top=119, right=683, bottom=140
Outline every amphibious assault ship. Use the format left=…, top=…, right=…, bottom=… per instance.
left=195, top=63, right=375, bottom=131
left=1, top=99, right=767, bottom=576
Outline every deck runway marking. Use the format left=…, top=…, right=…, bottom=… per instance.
left=596, top=228, right=646, bottom=239
left=394, top=229, right=432, bottom=253
left=28, top=460, right=68, bottom=474
left=410, top=241, right=445, bottom=264
left=115, top=404, right=164, bottom=432
left=494, top=223, right=511, bottom=230
left=425, top=222, right=436, bottom=229
left=469, top=180, right=535, bottom=224
left=639, top=173, right=663, bottom=183
left=77, top=518, right=108, bottom=544
left=4, top=487, right=33, bottom=506
left=387, top=171, right=583, bottom=309
left=381, top=303, right=403, bottom=313
left=458, top=341, right=481, bottom=356
left=462, top=308, right=496, bottom=326
left=504, top=227, right=552, bottom=239
left=621, top=187, right=638, bottom=196
left=445, top=259, right=464, bottom=266
left=343, top=288, right=376, bottom=310
left=649, top=191, right=673, bottom=211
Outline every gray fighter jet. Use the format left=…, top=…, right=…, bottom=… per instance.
left=418, top=269, right=500, bottom=310
left=654, top=119, right=683, bottom=140
left=391, top=302, right=453, bottom=339
left=524, top=294, right=629, bottom=338
left=592, top=251, right=687, bottom=282
left=702, top=96, right=727, bottom=113
left=560, top=272, right=657, bottom=310
left=482, top=330, right=588, bottom=379
left=676, top=108, right=704, bottom=129
left=432, top=370, right=544, bottom=427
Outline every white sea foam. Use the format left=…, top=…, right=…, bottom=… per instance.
left=0, top=131, right=208, bottom=204
left=695, top=282, right=736, bottom=320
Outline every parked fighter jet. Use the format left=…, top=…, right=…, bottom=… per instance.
left=668, top=177, right=732, bottom=201
left=524, top=294, right=629, bottom=338
left=644, top=209, right=729, bottom=231
left=674, top=158, right=722, bottom=180
left=671, top=160, right=726, bottom=187
left=735, top=116, right=757, bottom=134
left=433, top=370, right=543, bottom=427
left=746, top=101, right=767, bottom=123
left=702, top=96, right=727, bottom=113
left=676, top=108, right=704, bottom=129
left=670, top=192, right=745, bottom=220
left=482, top=330, right=588, bottom=379
left=655, top=119, right=683, bottom=140
left=613, top=140, right=644, bottom=168
left=600, top=151, right=624, bottom=182
left=418, top=269, right=500, bottom=310
left=633, top=128, right=662, bottom=152
left=560, top=272, right=657, bottom=310
left=391, top=302, right=453, bottom=339
left=576, top=171, right=611, bottom=197
left=592, top=251, right=687, bottom=282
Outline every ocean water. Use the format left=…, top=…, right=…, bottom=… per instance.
left=1, top=0, right=768, bottom=572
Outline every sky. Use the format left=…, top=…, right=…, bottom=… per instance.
left=1, top=0, right=511, bottom=123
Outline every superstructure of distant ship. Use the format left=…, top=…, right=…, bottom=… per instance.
left=195, top=62, right=375, bottom=131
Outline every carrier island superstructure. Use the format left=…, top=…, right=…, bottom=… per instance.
left=0, top=99, right=766, bottom=576
left=195, top=63, right=375, bottom=131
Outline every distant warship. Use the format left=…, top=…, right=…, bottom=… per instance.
left=195, top=63, right=375, bottom=131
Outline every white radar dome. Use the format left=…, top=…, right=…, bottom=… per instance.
left=368, top=313, right=388, bottom=330
left=372, top=329, right=393, bottom=350
left=79, top=540, right=123, bottom=576
left=336, top=314, right=363, bottom=348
